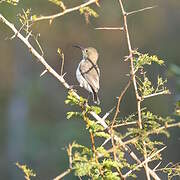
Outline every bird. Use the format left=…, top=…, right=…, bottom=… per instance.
left=74, top=45, right=100, bottom=105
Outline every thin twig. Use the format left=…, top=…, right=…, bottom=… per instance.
left=90, top=131, right=104, bottom=177
left=109, top=79, right=131, bottom=176
left=34, top=0, right=98, bottom=22
left=100, top=137, right=111, bottom=147
left=111, top=130, right=117, bottom=161
left=143, top=90, right=170, bottom=99
left=111, top=80, right=131, bottom=129
left=90, top=132, right=98, bottom=163
left=95, top=27, right=124, bottom=31
left=67, top=144, right=73, bottom=169
left=154, top=162, right=180, bottom=172
left=60, top=53, right=65, bottom=76
left=147, top=122, right=180, bottom=136
left=109, top=130, right=124, bottom=179
left=57, top=48, right=65, bottom=76
left=143, top=142, right=151, bottom=180
left=115, top=122, right=180, bottom=152
left=153, top=162, right=162, bottom=171
left=112, top=121, right=137, bottom=128
left=98, top=137, right=139, bottom=158
left=53, top=168, right=71, bottom=180
left=34, top=33, right=44, bottom=56
left=137, top=100, right=142, bottom=128
left=123, top=146, right=166, bottom=178
left=127, top=6, right=157, bottom=16
left=102, top=106, right=115, bottom=121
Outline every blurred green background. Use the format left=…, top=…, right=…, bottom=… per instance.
left=0, top=0, right=179, bottom=179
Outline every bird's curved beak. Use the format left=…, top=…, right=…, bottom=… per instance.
left=72, top=44, right=85, bottom=51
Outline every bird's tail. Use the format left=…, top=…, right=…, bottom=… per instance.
left=92, top=91, right=100, bottom=105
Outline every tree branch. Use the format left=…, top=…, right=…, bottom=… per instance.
left=118, top=0, right=152, bottom=179
left=95, top=27, right=124, bottom=30
left=53, top=168, right=71, bottom=180
left=127, top=6, right=157, bottom=16
left=34, top=0, right=98, bottom=22
left=111, top=79, right=131, bottom=129
left=143, top=90, right=170, bottom=99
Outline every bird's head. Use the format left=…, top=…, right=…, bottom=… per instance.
left=83, top=47, right=99, bottom=63
left=73, top=45, right=99, bottom=64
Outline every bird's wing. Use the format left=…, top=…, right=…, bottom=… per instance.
left=80, top=61, right=100, bottom=92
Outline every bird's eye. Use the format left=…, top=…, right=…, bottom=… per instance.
left=85, top=49, right=88, bottom=53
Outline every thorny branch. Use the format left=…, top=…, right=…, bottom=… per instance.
left=118, top=0, right=151, bottom=179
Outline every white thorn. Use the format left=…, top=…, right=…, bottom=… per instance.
left=62, top=72, right=67, bottom=78
left=26, top=31, right=32, bottom=40
left=40, top=69, right=48, bottom=77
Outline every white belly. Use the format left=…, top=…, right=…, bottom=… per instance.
left=76, top=63, right=92, bottom=93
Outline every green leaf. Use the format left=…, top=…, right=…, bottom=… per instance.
left=49, top=0, right=66, bottom=10
left=0, top=0, right=19, bottom=5
left=102, top=159, right=120, bottom=170
left=137, top=74, right=169, bottom=97
left=86, top=120, right=104, bottom=132
left=138, top=76, right=154, bottom=96
left=175, top=101, right=180, bottom=116
left=74, top=162, right=92, bottom=177
left=66, top=111, right=81, bottom=119
left=104, top=171, right=120, bottom=180
left=65, top=90, right=81, bottom=105
left=16, top=162, right=36, bottom=179
left=94, top=132, right=110, bottom=139
left=96, top=147, right=110, bottom=158
left=162, top=162, right=180, bottom=180
left=90, top=106, right=101, bottom=114
left=134, top=51, right=164, bottom=71
left=79, top=6, right=99, bottom=18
